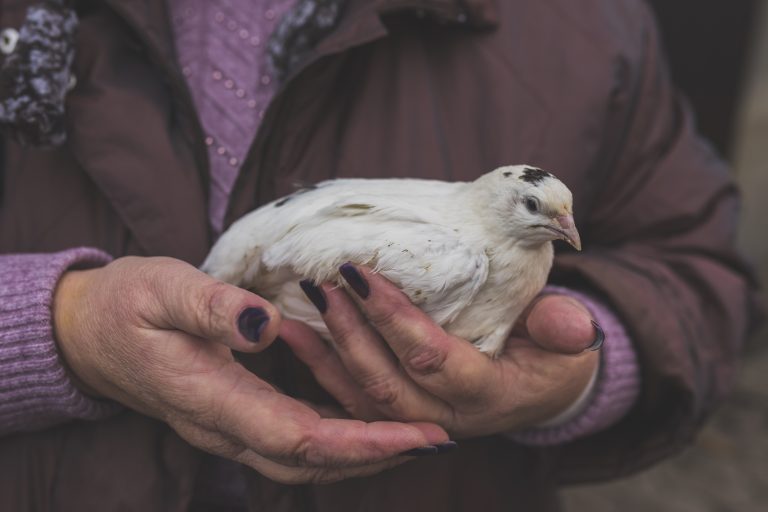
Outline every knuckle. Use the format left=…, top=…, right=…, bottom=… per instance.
left=329, top=322, right=359, bottom=351
left=195, top=281, right=233, bottom=336
left=360, top=373, right=401, bottom=407
left=288, top=429, right=319, bottom=467
left=404, top=343, right=447, bottom=376
left=243, top=417, right=318, bottom=470
left=366, top=298, right=408, bottom=331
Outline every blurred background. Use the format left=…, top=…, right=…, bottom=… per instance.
left=564, top=1, right=768, bottom=510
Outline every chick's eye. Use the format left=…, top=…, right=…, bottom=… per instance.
left=525, top=197, right=540, bottom=213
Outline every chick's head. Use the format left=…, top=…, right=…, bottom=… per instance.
left=477, top=165, right=581, bottom=250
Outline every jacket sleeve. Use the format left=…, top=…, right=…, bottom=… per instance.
left=0, top=249, right=120, bottom=436
left=544, top=3, right=762, bottom=483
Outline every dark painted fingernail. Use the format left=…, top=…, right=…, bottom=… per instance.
left=399, top=445, right=438, bottom=457
left=435, top=441, right=458, bottom=454
left=300, top=280, right=327, bottom=314
left=238, top=307, right=269, bottom=343
left=587, top=320, right=605, bottom=351
left=339, top=262, right=370, bottom=299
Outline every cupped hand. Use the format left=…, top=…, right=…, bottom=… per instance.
left=52, top=257, right=449, bottom=484
left=281, top=264, right=601, bottom=438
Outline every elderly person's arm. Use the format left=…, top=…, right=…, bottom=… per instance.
left=0, top=251, right=453, bottom=484
left=0, top=249, right=117, bottom=434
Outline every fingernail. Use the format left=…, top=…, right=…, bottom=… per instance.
left=587, top=320, right=605, bottom=351
left=299, top=280, right=327, bottom=314
left=339, top=262, right=370, bottom=299
left=238, top=307, right=269, bottom=343
left=399, top=445, right=438, bottom=457
left=435, top=441, right=458, bottom=454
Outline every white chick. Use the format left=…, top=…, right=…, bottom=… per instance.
left=202, top=165, right=580, bottom=357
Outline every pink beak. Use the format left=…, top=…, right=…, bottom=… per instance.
left=554, top=214, right=581, bottom=251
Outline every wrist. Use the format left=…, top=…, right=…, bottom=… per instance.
left=52, top=268, right=104, bottom=398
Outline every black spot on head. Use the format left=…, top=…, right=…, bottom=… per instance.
left=503, top=171, right=513, bottom=177
left=519, top=166, right=552, bottom=185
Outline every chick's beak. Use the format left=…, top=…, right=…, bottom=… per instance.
left=553, top=214, right=581, bottom=251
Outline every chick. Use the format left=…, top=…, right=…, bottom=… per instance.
left=202, top=165, right=580, bottom=357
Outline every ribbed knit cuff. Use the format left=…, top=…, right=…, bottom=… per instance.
left=509, top=286, right=640, bottom=445
left=0, top=248, right=120, bottom=435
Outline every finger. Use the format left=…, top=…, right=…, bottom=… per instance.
left=236, top=449, right=408, bottom=485
left=525, top=295, right=601, bottom=354
left=318, top=283, right=457, bottom=420
left=147, top=257, right=281, bottom=352
left=336, top=263, right=492, bottom=404
left=235, top=397, right=446, bottom=485
left=279, top=319, right=386, bottom=420
left=171, top=410, right=410, bottom=485
left=189, top=361, right=449, bottom=468
left=281, top=318, right=448, bottom=423
left=296, top=398, right=353, bottom=420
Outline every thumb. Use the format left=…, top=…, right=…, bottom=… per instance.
left=525, top=295, right=599, bottom=354
left=152, top=259, right=281, bottom=352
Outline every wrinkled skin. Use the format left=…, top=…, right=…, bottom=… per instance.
left=281, top=265, right=600, bottom=439
left=53, top=257, right=449, bottom=484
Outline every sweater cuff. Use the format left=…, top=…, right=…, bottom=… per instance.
left=0, top=248, right=120, bottom=435
left=508, top=285, right=640, bottom=445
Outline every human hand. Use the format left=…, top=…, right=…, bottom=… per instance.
left=52, top=257, right=449, bottom=484
left=281, top=264, right=601, bottom=438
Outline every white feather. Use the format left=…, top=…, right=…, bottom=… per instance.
left=202, top=165, right=576, bottom=357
